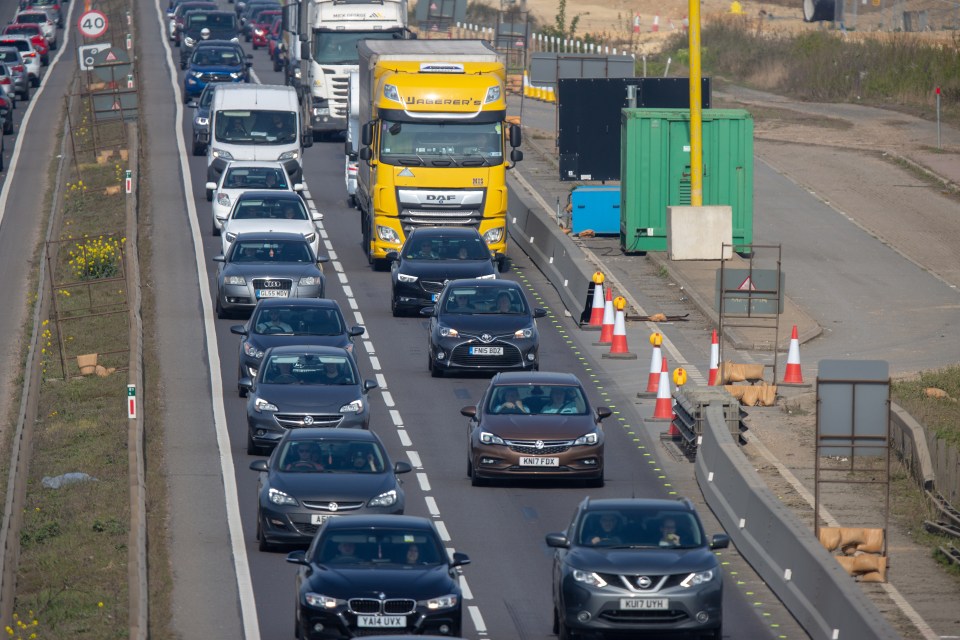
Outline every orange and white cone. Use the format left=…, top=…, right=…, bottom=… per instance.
left=595, top=292, right=615, bottom=346
left=782, top=325, right=804, bottom=384
left=651, top=358, right=674, bottom=420
left=603, top=297, right=637, bottom=359
left=639, top=332, right=663, bottom=396
left=652, top=14, right=659, bottom=31
left=585, top=273, right=605, bottom=330
left=707, top=330, right=719, bottom=386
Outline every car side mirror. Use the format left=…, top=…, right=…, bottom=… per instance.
left=316, top=255, right=329, bottom=263
left=460, top=405, right=476, bottom=418
left=205, top=181, right=217, bottom=190
left=419, top=305, right=435, bottom=317
left=545, top=533, right=570, bottom=548
left=230, top=324, right=248, bottom=336
left=348, top=325, right=365, bottom=337
left=710, top=533, right=731, bottom=550
left=385, top=251, right=399, bottom=263
left=293, top=183, right=304, bottom=192
left=249, top=459, right=268, bottom=472
left=301, top=132, right=313, bottom=149
left=596, top=406, right=613, bottom=421
left=363, top=379, right=378, bottom=393
left=238, top=377, right=253, bottom=392
left=393, top=461, right=412, bottom=474
left=533, top=308, right=547, bottom=318
left=286, top=550, right=307, bottom=566
left=187, top=100, right=198, bottom=108
left=212, top=255, right=225, bottom=262
left=451, top=551, right=470, bottom=567
left=246, top=60, right=253, bottom=67
left=312, top=210, right=323, bottom=222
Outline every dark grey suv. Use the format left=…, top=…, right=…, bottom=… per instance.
left=546, top=497, right=730, bottom=640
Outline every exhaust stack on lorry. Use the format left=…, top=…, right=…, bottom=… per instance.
left=356, top=39, right=522, bottom=269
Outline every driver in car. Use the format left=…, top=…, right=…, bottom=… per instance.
left=257, top=308, right=292, bottom=333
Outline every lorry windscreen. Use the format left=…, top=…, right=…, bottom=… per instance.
left=378, top=121, right=503, bottom=167
left=215, top=110, right=297, bottom=144
left=312, top=30, right=399, bottom=65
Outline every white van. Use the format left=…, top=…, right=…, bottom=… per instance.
left=203, top=84, right=310, bottom=201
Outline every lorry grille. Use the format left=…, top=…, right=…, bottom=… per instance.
left=325, top=69, right=349, bottom=119
left=400, top=209, right=482, bottom=227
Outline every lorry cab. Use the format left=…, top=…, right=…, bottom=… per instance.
left=203, top=84, right=311, bottom=201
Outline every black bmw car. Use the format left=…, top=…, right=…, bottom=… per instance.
left=387, top=227, right=501, bottom=317
left=249, top=428, right=411, bottom=550
left=230, top=297, right=364, bottom=395
left=423, top=279, right=546, bottom=377
left=287, top=515, right=470, bottom=639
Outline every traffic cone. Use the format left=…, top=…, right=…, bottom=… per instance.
left=594, top=289, right=615, bottom=346
left=602, top=297, right=637, bottom=359
left=782, top=325, right=804, bottom=384
left=584, top=276, right=605, bottom=330
left=651, top=358, right=674, bottom=421
left=523, top=71, right=531, bottom=97
left=707, top=330, right=719, bottom=386
left=652, top=14, right=660, bottom=31
left=638, top=333, right=663, bottom=397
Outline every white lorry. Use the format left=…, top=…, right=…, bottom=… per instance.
left=281, top=0, right=411, bottom=139
left=344, top=69, right=359, bottom=207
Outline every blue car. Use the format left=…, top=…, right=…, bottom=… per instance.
left=182, top=41, right=249, bottom=103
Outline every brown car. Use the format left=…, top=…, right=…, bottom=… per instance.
left=461, top=371, right=610, bottom=487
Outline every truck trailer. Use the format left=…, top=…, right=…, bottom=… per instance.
left=356, top=39, right=522, bottom=268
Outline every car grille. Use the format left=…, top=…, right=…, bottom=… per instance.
left=348, top=599, right=417, bottom=615
left=198, top=73, right=233, bottom=82
left=450, top=342, right=522, bottom=367
left=421, top=280, right=446, bottom=294
left=400, top=208, right=482, bottom=227
left=597, top=573, right=681, bottom=592
left=507, top=440, right=572, bottom=455
left=252, top=278, right=292, bottom=291
left=299, top=500, right=364, bottom=512
left=599, top=609, right=689, bottom=624
left=274, top=413, right=343, bottom=428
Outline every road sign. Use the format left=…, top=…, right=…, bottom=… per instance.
left=78, top=42, right=111, bottom=71
left=127, top=384, right=137, bottom=419
left=78, top=10, right=109, bottom=39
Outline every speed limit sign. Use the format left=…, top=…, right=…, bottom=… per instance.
left=78, top=10, right=109, bottom=39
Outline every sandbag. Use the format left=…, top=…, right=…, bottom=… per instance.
left=724, top=383, right=778, bottom=406
left=713, top=362, right=766, bottom=385
left=818, top=527, right=884, bottom=554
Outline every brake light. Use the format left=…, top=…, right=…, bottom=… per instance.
left=0, top=78, right=10, bottom=85
left=12, top=65, right=24, bottom=73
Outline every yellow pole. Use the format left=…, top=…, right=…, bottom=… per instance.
left=688, top=0, right=703, bottom=206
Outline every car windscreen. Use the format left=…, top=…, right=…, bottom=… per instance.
left=14, top=14, right=46, bottom=24
left=215, top=110, right=297, bottom=145
left=192, top=47, right=242, bottom=66
left=229, top=239, right=312, bottom=263
left=251, top=305, right=344, bottom=336
left=577, top=509, right=703, bottom=549
left=187, top=12, right=236, bottom=29
left=488, top=384, right=586, bottom=415
left=314, top=530, right=445, bottom=566
left=262, top=353, right=355, bottom=385
left=404, top=235, right=490, bottom=261
left=232, top=197, right=308, bottom=221
left=223, top=166, right=289, bottom=189
left=277, top=438, right=385, bottom=474
left=442, top=286, right=528, bottom=315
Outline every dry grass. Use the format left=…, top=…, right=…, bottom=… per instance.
left=892, top=366, right=960, bottom=449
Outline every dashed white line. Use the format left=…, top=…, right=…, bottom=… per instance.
left=323, top=240, right=333, bottom=251
left=332, top=261, right=344, bottom=273
left=389, top=409, right=403, bottom=426
left=459, top=576, right=473, bottom=600
left=381, top=391, right=395, bottom=407
left=417, top=473, right=431, bottom=491
left=353, top=311, right=364, bottom=325
left=425, top=496, right=440, bottom=516
left=407, top=450, right=422, bottom=468
left=319, top=229, right=328, bottom=239
left=435, top=520, right=451, bottom=542
left=327, top=250, right=337, bottom=260
left=347, top=298, right=358, bottom=310
left=375, top=373, right=387, bottom=389
left=363, top=340, right=375, bottom=354
left=468, top=606, right=487, bottom=633
left=338, top=273, right=348, bottom=284
left=369, top=356, right=380, bottom=370
left=342, top=285, right=353, bottom=297
left=397, top=429, right=412, bottom=447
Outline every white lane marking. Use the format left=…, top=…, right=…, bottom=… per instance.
left=152, top=0, right=260, bottom=635
left=397, top=430, right=412, bottom=447
left=417, top=473, right=431, bottom=491
left=407, top=450, right=422, bottom=469
left=363, top=340, right=375, bottom=354
left=323, top=240, right=334, bottom=251
left=327, top=250, right=337, bottom=260
left=435, top=520, right=451, bottom=542
left=459, top=576, right=473, bottom=600
left=348, top=298, right=358, bottom=310
left=354, top=311, right=364, bottom=325
left=369, top=356, right=380, bottom=370
left=338, top=273, right=348, bottom=284
left=342, top=285, right=353, bottom=298
left=375, top=373, right=387, bottom=389
left=389, top=409, right=403, bottom=426
left=381, top=391, right=394, bottom=407
left=468, top=606, right=487, bottom=633
left=425, top=496, right=440, bottom=516
left=319, top=228, right=328, bottom=239
left=332, top=261, right=344, bottom=273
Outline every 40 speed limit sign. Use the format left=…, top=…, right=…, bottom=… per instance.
left=78, top=10, right=109, bottom=39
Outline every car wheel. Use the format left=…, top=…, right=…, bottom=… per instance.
left=19, top=87, right=29, bottom=101
left=246, top=430, right=260, bottom=455
left=557, top=616, right=578, bottom=640
left=182, top=91, right=190, bottom=105
left=589, top=471, right=605, bottom=488
left=429, top=356, right=443, bottom=378
left=700, top=627, right=722, bottom=640
left=347, top=194, right=356, bottom=208
left=498, top=255, right=510, bottom=273
left=3, top=120, right=12, bottom=136
left=238, top=384, right=247, bottom=398
left=552, top=606, right=560, bottom=634
left=273, top=57, right=282, bottom=72
left=212, top=219, right=221, bottom=236
left=216, top=295, right=227, bottom=319
left=257, top=513, right=270, bottom=551
left=31, top=76, right=39, bottom=88
left=390, top=296, right=401, bottom=317
left=192, top=139, right=205, bottom=156
left=372, top=258, right=388, bottom=272
left=470, top=469, right=485, bottom=487
left=206, top=187, right=213, bottom=202
left=466, top=457, right=473, bottom=478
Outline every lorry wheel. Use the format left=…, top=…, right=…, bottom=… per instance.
left=372, top=258, right=388, bottom=272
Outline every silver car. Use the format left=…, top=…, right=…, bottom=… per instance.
left=0, top=37, right=40, bottom=86
left=0, top=49, right=29, bottom=100
left=206, top=160, right=304, bottom=235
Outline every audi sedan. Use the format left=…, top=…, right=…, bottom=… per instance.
left=231, top=297, right=364, bottom=395
left=461, top=371, right=610, bottom=486
left=249, top=428, right=410, bottom=550
left=387, top=226, right=500, bottom=317
left=423, top=279, right=545, bottom=377
left=213, top=231, right=326, bottom=319
left=287, top=515, right=469, bottom=639
left=243, top=345, right=377, bottom=454
left=546, top=497, right=730, bottom=640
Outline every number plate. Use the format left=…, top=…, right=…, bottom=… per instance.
left=431, top=293, right=439, bottom=302
left=520, top=457, right=559, bottom=467
left=256, top=289, right=289, bottom=298
left=357, top=615, right=406, bottom=628
left=310, top=514, right=336, bottom=525
left=620, top=598, right=668, bottom=610
left=470, top=346, right=503, bottom=356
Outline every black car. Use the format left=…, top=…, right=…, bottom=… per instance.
left=0, top=93, right=12, bottom=136
left=188, top=81, right=218, bottom=155
left=213, top=231, right=327, bottom=319
left=423, top=279, right=546, bottom=377
left=230, top=297, right=364, bottom=395
left=179, top=10, right=239, bottom=68
left=249, top=428, right=411, bottom=550
left=387, top=226, right=501, bottom=317
left=546, top=497, right=730, bottom=640
left=287, top=515, right=470, bottom=639
left=244, top=345, right=377, bottom=454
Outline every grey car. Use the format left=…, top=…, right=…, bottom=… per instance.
left=243, top=345, right=378, bottom=454
left=249, top=428, right=410, bottom=549
left=213, top=231, right=326, bottom=319
left=0, top=49, right=31, bottom=100
left=547, top=497, right=730, bottom=640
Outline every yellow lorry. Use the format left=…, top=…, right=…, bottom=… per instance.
left=356, top=39, right=523, bottom=269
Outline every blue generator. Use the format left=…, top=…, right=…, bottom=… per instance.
left=571, top=186, right=621, bottom=235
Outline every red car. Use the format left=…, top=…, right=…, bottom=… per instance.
left=251, top=9, right=280, bottom=49
left=1, top=26, right=48, bottom=66
left=267, top=16, right=282, bottom=66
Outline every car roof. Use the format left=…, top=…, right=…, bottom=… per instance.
left=266, top=344, right=351, bottom=357
left=279, top=428, right=380, bottom=444
left=445, top=278, right=521, bottom=288
left=253, top=297, right=341, bottom=310
left=225, top=160, right=289, bottom=169
left=322, top=514, right=436, bottom=532
left=408, top=226, right=483, bottom=240
left=581, top=497, right=697, bottom=513
left=236, top=190, right=301, bottom=201
left=491, top=371, right=581, bottom=385
left=231, top=231, right=306, bottom=242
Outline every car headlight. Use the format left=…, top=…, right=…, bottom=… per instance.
left=254, top=398, right=277, bottom=412
left=216, top=193, right=230, bottom=207
left=191, top=70, right=203, bottom=78
left=254, top=28, right=264, bottom=35
left=298, top=275, right=321, bottom=286
left=439, top=326, right=459, bottom=338
left=242, top=342, right=264, bottom=359
left=573, top=432, right=598, bottom=446
left=230, top=71, right=243, bottom=79
left=194, top=116, right=209, bottom=127
left=572, top=569, right=607, bottom=588
left=303, top=233, right=316, bottom=243
left=268, top=487, right=297, bottom=506
left=230, top=36, right=240, bottom=42
left=420, top=594, right=458, bottom=610
left=224, top=275, right=246, bottom=285
left=304, top=593, right=342, bottom=609
left=479, top=431, right=503, bottom=445
left=680, top=569, right=717, bottom=587
left=294, top=67, right=301, bottom=80
left=376, top=225, right=399, bottom=243
left=184, top=36, right=196, bottom=46
left=339, top=398, right=363, bottom=413
left=211, top=148, right=234, bottom=160
left=477, top=273, right=497, bottom=280
left=513, top=327, right=533, bottom=339
left=367, top=489, right=397, bottom=507
left=225, top=232, right=238, bottom=243
left=483, top=227, right=504, bottom=244
left=278, top=150, right=299, bottom=161
left=397, top=273, right=418, bottom=283
left=484, top=85, right=501, bottom=103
